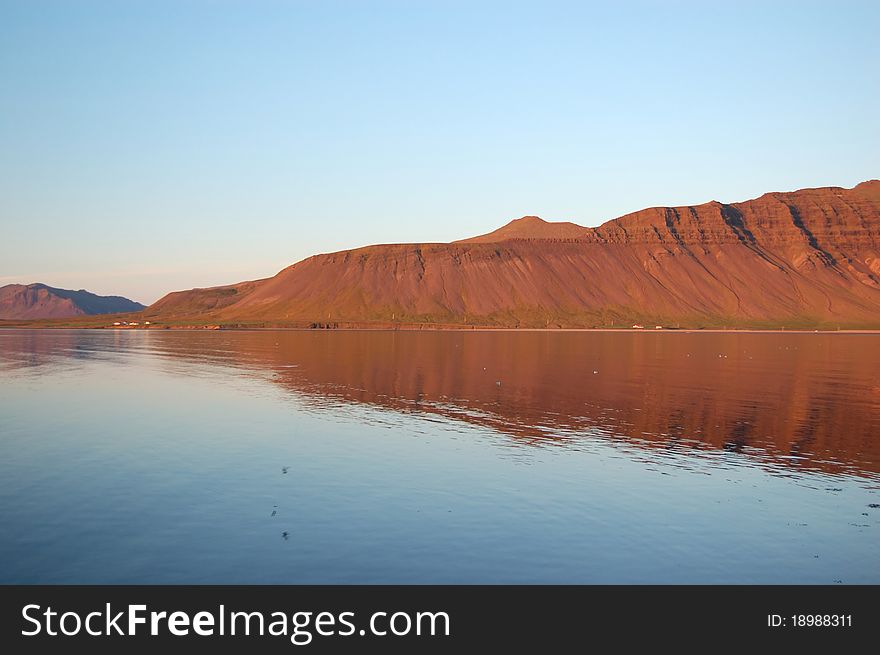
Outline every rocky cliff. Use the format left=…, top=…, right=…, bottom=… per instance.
left=146, top=181, right=880, bottom=328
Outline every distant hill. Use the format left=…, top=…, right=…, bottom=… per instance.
left=144, top=180, right=880, bottom=328
left=0, top=283, right=145, bottom=319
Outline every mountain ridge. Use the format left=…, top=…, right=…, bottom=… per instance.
left=141, top=179, right=880, bottom=327
left=0, top=283, right=146, bottom=320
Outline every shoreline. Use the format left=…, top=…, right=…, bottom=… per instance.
left=2, top=324, right=880, bottom=334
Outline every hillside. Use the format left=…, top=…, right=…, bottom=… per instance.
left=145, top=181, right=880, bottom=328
left=0, top=283, right=145, bottom=320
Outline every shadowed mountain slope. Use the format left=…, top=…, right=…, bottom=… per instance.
left=0, top=283, right=145, bottom=320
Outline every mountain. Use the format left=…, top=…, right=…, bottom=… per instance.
left=146, top=180, right=880, bottom=328
left=0, top=283, right=145, bottom=320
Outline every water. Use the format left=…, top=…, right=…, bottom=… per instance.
left=1, top=329, right=878, bottom=584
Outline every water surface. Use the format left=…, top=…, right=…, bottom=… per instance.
left=1, top=329, right=878, bottom=583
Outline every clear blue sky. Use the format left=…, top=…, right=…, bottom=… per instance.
left=1, top=0, right=877, bottom=304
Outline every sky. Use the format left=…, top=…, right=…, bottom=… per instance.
left=1, top=0, right=878, bottom=304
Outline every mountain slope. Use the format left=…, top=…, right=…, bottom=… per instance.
left=145, top=181, right=880, bottom=328
left=0, top=284, right=145, bottom=320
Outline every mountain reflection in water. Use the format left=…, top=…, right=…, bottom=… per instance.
left=6, top=329, right=877, bottom=479
left=2, top=328, right=879, bottom=584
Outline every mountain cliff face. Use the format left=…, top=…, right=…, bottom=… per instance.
left=146, top=181, right=880, bottom=327
left=0, top=284, right=145, bottom=320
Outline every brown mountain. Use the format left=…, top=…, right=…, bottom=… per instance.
left=0, top=283, right=145, bottom=320
left=146, top=181, right=880, bottom=328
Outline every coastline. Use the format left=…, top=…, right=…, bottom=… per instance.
left=2, top=322, right=880, bottom=334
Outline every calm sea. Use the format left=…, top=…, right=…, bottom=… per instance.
left=1, top=329, right=878, bottom=583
